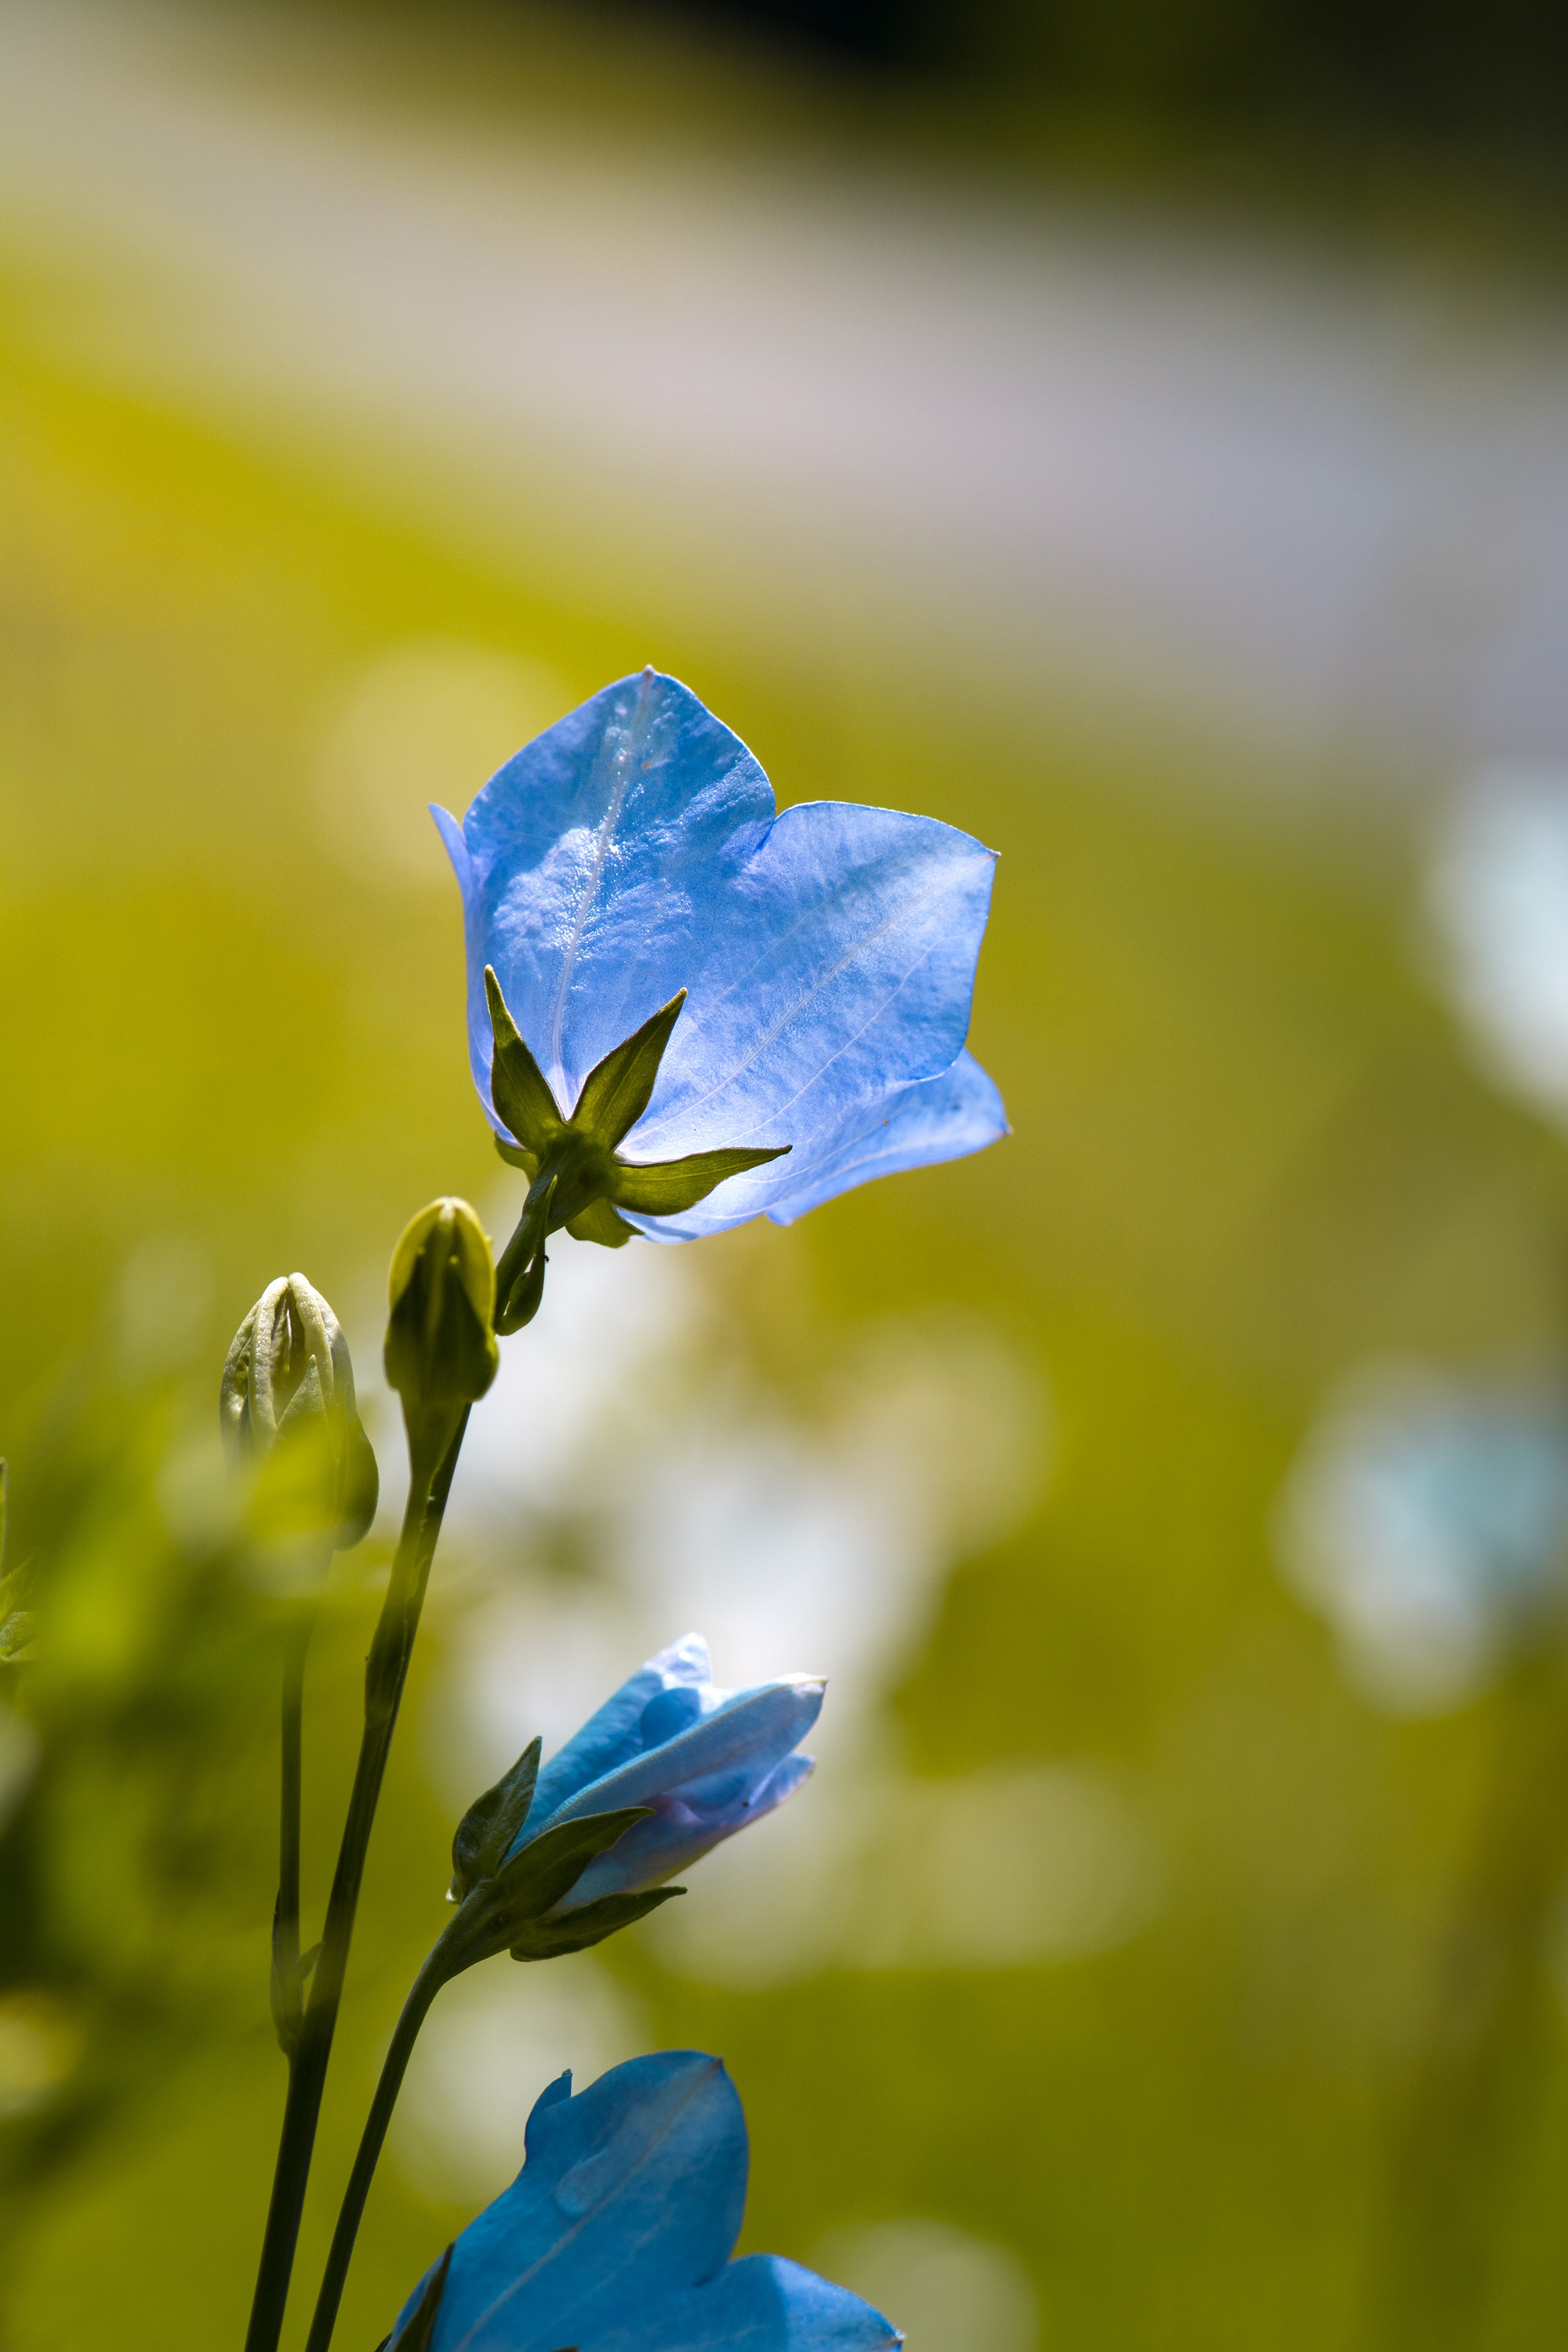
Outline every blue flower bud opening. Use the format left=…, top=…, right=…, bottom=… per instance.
left=504, top=1635, right=822, bottom=1915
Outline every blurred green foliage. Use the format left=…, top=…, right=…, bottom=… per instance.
left=4, top=198, right=1568, bottom=2352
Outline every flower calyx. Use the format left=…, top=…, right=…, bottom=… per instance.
left=433, top=1737, right=682, bottom=1984
left=485, top=967, right=789, bottom=1332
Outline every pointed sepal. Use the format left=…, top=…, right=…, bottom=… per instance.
left=565, top=1197, right=637, bottom=1248
left=484, top=978, right=797, bottom=1316
left=493, top=1132, right=538, bottom=1177
left=450, top=1737, right=542, bottom=1902
left=612, top=1145, right=790, bottom=1216
left=487, top=967, right=566, bottom=1154
left=510, top=1885, right=684, bottom=1962
left=572, top=989, right=687, bottom=1149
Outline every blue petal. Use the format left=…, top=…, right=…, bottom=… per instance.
left=589, top=2255, right=902, bottom=2350
left=527, top=1635, right=711, bottom=1831
left=437, top=673, right=998, bottom=1192
left=539, top=1679, right=824, bottom=1833
left=625, top=1050, right=1008, bottom=1241
left=555, top=1755, right=815, bottom=1911
left=405, top=2053, right=746, bottom=2352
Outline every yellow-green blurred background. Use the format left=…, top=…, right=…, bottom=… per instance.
left=6, top=2, right=1568, bottom=2347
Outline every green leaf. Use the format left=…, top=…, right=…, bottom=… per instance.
left=571, top=990, right=686, bottom=1149
left=381, top=2242, right=452, bottom=2352
left=486, top=967, right=565, bottom=1153
left=511, top=1886, right=684, bottom=1961
left=451, top=1737, right=542, bottom=1900
left=612, top=1145, right=789, bottom=1216
left=565, top=1197, right=637, bottom=1249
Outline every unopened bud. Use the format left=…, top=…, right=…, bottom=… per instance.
left=220, top=1275, right=379, bottom=1548
left=384, top=1199, right=499, bottom=1411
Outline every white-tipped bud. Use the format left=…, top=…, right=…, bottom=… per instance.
left=220, top=1274, right=378, bottom=1548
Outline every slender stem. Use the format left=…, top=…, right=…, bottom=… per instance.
left=303, top=1946, right=452, bottom=2352
left=243, top=1410, right=470, bottom=2352
left=494, top=1165, right=560, bottom=1331
left=275, top=1613, right=312, bottom=2003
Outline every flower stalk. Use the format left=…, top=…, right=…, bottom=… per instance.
left=246, top=1201, right=499, bottom=2352
left=300, top=1792, right=655, bottom=2352
left=270, top=1607, right=314, bottom=2056
left=243, top=1410, right=469, bottom=2352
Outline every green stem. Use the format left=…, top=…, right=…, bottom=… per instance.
left=274, top=1613, right=311, bottom=2014
left=303, top=1944, right=453, bottom=2352
left=494, top=1167, right=559, bottom=1333
left=243, top=1410, right=470, bottom=2352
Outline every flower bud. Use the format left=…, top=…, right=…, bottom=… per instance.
left=220, top=1275, right=379, bottom=1548
left=383, top=1199, right=499, bottom=1412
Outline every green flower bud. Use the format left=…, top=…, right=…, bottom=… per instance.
left=384, top=1199, right=499, bottom=1412
left=220, top=1274, right=379, bottom=1549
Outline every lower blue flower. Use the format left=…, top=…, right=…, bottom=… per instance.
left=387, top=2052, right=900, bottom=2350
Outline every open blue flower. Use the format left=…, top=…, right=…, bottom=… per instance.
left=387, top=2051, right=900, bottom=2350
left=434, top=669, right=1005, bottom=1244
left=511, top=1635, right=820, bottom=1915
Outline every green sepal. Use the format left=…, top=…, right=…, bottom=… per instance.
left=566, top=1197, right=637, bottom=1249
left=494, top=1133, right=538, bottom=1177
left=571, top=989, right=687, bottom=1149
left=481, top=973, right=797, bottom=1316
left=376, top=2241, right=452, bottom=2352
left=450, top=1737, right=542, bottom=1902
left=442, top=1809, right=649, bottom=1974
left=487, top=967, right=565, bottom=1154
left=511, top=1885, right=684, bottom=1962
left=612, top=1145, right=789, bottom=1216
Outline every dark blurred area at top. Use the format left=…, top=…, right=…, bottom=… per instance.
left=606, top=0, right=1568, bottom=167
